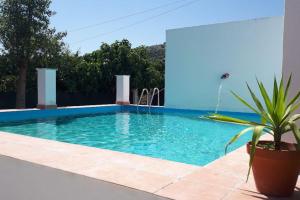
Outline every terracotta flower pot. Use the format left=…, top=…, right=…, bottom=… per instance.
left=247, top=141, right=300, bottom=197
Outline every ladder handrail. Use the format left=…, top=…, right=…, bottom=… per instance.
left=149, top=87, right=160, bottom=107
left=137, top=88, right=149, bottom=106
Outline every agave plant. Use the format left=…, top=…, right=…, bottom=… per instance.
left=205, top=75, right=300, bottom=178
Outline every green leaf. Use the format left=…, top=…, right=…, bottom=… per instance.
left=265, top=112, right=275, bottom=127
left=284, top=74, right=292, bottom=99
left=274, top=78, right=286, bottom=120
left=261, top=116, right=267, bottom=125
left=247, top=126, right=264, bottom=181
left=289, top=114, right=300, bottom=122
left=290, top=101, right=300, bottom=114
left=264, top=129, right=274, bottom=136
left=225, top=127, right=254, bottom=154
left=204, top=114, right=269, bottom=127
left=246, top=83, right=272, bottom=124
left=287, top=91, right=300, bottom=107
left=257, top=79, right=273, bottom=114
left=289, top=122, right=300, bottom=149
left=279, top=105, right=292, bottom=125
left=273, top=76, right=278, bottom=105
left=247, top=83, right=266, bottom=114
left=231, top=91, right=260, bottom=114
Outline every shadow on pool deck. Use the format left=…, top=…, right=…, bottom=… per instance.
left=226, top=185, right=300, bottom=200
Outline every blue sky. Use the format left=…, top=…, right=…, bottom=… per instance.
left=50, top=0, right=284, bottom=54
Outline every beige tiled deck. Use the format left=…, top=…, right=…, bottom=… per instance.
left=0, top=131, right=299, bottom=199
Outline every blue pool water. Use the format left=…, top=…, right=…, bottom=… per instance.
left=0, top=110, right=257, bottom=166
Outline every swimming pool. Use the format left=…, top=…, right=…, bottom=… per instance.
left=0, top=105, right=258, bottom=166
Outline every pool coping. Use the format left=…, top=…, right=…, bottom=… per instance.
left=0, top=105, right=299, bottom=199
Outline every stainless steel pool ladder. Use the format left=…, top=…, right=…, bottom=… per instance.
left=137, top=88, right=149, bottom=106
left=137, top=88, right=149, bottom=112
left=149, top=87, right=160, bottom=107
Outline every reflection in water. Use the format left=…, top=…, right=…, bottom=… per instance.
left=33, top=119, right=58, bottom=140
left=115, top=112, right=130, bottom=135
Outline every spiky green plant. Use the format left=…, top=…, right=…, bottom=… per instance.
left=205, top=75, right=300, bottom=179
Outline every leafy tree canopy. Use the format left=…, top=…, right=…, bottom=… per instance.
left=0, top=0, right=66, bottom=108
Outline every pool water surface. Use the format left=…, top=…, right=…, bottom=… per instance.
left=0, top=111, right=256, bottom=166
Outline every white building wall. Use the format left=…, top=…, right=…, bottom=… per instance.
left=165, top=17, right=283, bottom=112
left=283, top=0, right=300, bottom=111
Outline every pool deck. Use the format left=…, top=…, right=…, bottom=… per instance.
left=0, top=130, right=299, bottom=200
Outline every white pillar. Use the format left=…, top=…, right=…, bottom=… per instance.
left=37, top=68, right=57, bottom=109
left=116, top=75, right=130, bottom=105
left=283, top=0, right=300, bottom=112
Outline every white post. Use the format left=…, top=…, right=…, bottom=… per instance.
left=37, top=68, right=57, bottom=109
left=116, top=75, right=130, bottom=105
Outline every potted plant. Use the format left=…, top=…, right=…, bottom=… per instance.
left=205, top=75, right=300, bottom=197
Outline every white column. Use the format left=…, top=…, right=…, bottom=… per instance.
left=283, top=0, right=300, bottom=112
left=116, top=75, right=130, bottom=105
left=37, top=68, right=57, bottom=109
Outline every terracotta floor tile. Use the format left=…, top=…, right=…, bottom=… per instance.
left=156, top=179, right=232, bottom=200
left=205, top=162, right=249, bottom=179
left=85, top=165, right=174, bottom=193
left=181, top=168, right=242, bottom=189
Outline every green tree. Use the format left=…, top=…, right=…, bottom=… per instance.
left=80, top=39, right=165, bottom=95
left=0, top=0, right=66, bottom=108
left=57, top=51, right=82, bottom=93
left=0, top=54, right=16, bottom=92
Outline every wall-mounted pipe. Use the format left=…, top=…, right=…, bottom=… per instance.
left=220, top=73, right=230, bottom=80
